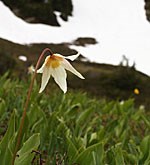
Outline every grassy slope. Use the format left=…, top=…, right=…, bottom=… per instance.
left=0, top=38, right=150, bottom=109
left=0, top=73, right=149, bottom=164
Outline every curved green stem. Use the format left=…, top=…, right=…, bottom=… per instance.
left=12, top=48, right=53, bottom=165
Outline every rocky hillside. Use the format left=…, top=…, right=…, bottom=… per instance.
left=0, top=38, right=150, bottom=109
left=1, top=0, right=73, bottom=26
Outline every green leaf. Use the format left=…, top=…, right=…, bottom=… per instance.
left=112, top=145, right=125, bottom=165
left=66, top=137, right=78, bottom=163
left=0, top=110, right=16, bottom=164
left=141, top=115, right=150, bottom=129
left=15, top=133, right=40, bottom=165
left=139, top=135, right=150, bottom=165
left=0, top=99, right=6, bottom=117
left=75, top=108, right=93, bottom=136
left=74, top=142, right=104, bottom=165
left=124, top=152, right=137, bottom=165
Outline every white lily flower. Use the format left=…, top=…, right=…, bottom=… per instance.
left=37, top=53, right=85, bottom=93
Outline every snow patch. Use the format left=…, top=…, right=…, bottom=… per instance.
left=0, top=0, right=150, bottom=75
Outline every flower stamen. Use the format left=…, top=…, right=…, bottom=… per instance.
left=45, top=55, right=63, bottom=68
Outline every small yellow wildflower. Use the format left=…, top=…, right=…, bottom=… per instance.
left=134, top=88, right=140, bottom=95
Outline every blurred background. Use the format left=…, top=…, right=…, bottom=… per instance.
left=0, top=0, right=150, bottom=108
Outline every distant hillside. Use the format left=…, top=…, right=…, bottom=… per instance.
left=0, top=38, right=150, bottom=109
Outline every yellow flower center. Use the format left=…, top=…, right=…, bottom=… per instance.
left=45, top=55, right=63, bottom=68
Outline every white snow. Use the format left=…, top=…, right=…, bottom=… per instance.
left=0, top=0, right=150, bottom=75
left=18, top=55, right=27, bottom=62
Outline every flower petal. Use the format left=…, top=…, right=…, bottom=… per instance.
left=37, top=56, right=50, bottom=73
left=53, top=53, right=63, bottom=58
left=61, top=59, right=85, bottom=79
left=54, top=52, right=80, bottom=61
left=37, top=66, right=44, bottom=73
left=51, top=66, right=67, bottom=93
left=64, top=52, right=80, bottom=61
left=39, top=67, right=51, bottom=93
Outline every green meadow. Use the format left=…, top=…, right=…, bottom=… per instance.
left=0, top=73, right=149, bottom=164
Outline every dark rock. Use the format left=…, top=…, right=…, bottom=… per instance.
left=73, top=37, right=98, bottom=47
left=144, top=0, right=150, bottom=22
left=1, top=0, right=73, bottom=26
